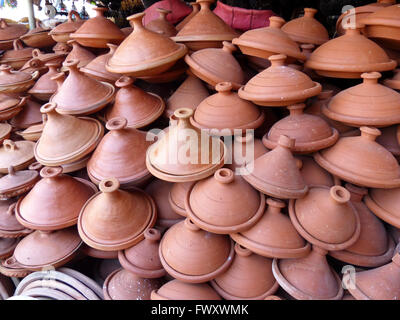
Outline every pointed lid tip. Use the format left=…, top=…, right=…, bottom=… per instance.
left=360, top=126, right=381, bottom=140
left=215, top=81, right=233, bottom=93
left=106, top=117, right=128, bottom=131
left=144, top=228, right=161, bottom=241
left=174, top=108, right=194, bottom=119
left=361, top=72, right=381, bottom=82
left=266, top=197, right=286, bottom=208
left=63, top=59, right=80, bottom=69
left=214, top=168, right=234, bottom=184
left=269, top=16, right=285, bottom=28
left=304, top=8, right=317, bottom=17
left=40, top=166, right=63, bottom=179
left=40, top=102, right=57, bottom=114
left=99, top=177, right=120, bottom=193
left=269, top=54, right=287, bottom=66
left=115, top=76, right=135, bottom=88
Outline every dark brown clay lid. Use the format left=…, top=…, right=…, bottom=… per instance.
left=49, top=10, right=84, bottom=35
left=365, top=187, right=400, bottom=229
left=0, top=19, right=28, bottom=41
left=151, top=279, right=221, bottom=300
left=0, top=201, right=31, bottom=238
left=0, top=166, right=39, bottom=200
left=0, top=139, right=35, bottom=174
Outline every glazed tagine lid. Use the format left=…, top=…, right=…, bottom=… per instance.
left=146, top=108, right=225, bottom=183
left=28, top=62, right=60, bottom=100
left=314, top=127, right=400, bottom=188
left=63, top=40, right=96, bottom=69
left=231, top=198, right=311, bottom=259
left=105, top=12, right=187, bottom=77
left=263, top=103, right=338, bottom=153
left=211, top=244, right=278, bottom=300
left=0, top=201, right=31, bottom=238
left=78, top=178, right=157, bottom=251
left=191, top=82, right=264, bottom=134
left=184, top=42, right=245, bottom=90
left=15, top=166, right=97, bottom=231
left=50, top=60, right=115, bottom=116
left=281, top=8, right=329, bottom=45
left=35, top=102, right=104, bottom=166
left=305, top=25, right=396, bottom=79
left=49, top=10, right=84, bottom=36
left=323, top=72, right=400, bottom=127
left=238, top=54, right=321, bottom=107
left=0, top=139, right=35, bottom=173
left=151, top=280, right=221, bottom=300
left=289, top=185, right=361, bottom=251
left=159, top=218, right=234, bottom=283
left=232, top=16, right=306, bottom=61
left=329, top=184, right=395, bottom=268
left=70, top=7, right=125, bottom=48
left=272, top=245, right=343, bottom=300
left=105, top=76, right=165, bottom=128
left=0, top=65, right=35, bottom=85
left=0, top=166, right=39, bottom=200
left=242, top=135, right=308, bottom=199
left=0, top=19, right=27, bottom=41
left=146, top=8, right=177, bottom=37
left=5, top=227, right=82, bottom=271
left=185, top=168, right=265, bottom=234
left=87, top=117, right=154, bottom=186
left=169, top=182, right=192, bottom=217
left=176, top=2, right=200, bottom=31
left=118, top=228, right=166, bottom=279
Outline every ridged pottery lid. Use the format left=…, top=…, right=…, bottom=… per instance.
left=176, top=2, right=200, bottom=31
left=281, top=8, right=329, bottom=45
left=314, top=127, right=400, bottom=188
left=63, top=40, right=95, bottom=69
left=16, top=166, right=97, bottom=231
left=377, top=125, right=400, bottom=157
left=263, top=103, right=338, bottom=153
left=87, top=117, right=154, bottom=187
left=70, top=7, right=125, bottom=48
left=289, top=185, right=360, bottom=251
left=185, top=168, right=265, bottom=234
left=184, top=42, right=245, bottom=90
left=78, top=178, right=157, bottom=251
left=0, top=201, right=31, bottom=237
left=49, top=10, right=84, bottom=35
left=305, top=25, right=396, bottom=78
left=169, top=181, right=192, bottom=217
left=159, top=218, right=234, bottom=283
left=0, top=139, right=35, bottom=173
left=272, top=246, right=343, bottom=300
left=35, top=103, right=104, bottom=166
left=365, top=187, right=400, bottom=228
left=28, top=63, right=60, bottom=99
left=231, top=198, right=311, bottom=259
left=105, top=76, right=165, bottom=129
left=0, top=65, right=33, bottom=85
left=0, top=166, right=39, bottom=199
left=105, top=13, right=187, bottom=77
left=323, top=72, right=400, bottom=127
left=151, top=279, right=221, bottom=300
left=51, top=60, right=115, bottom=116
left=329, top=184, right=395, bottom=268
left=211, top=244, right=278, bottom=300
left=348, top=246, right=400, bottom=300
left=0, top=93, right=22, bottom=111
left=191, top=82, right=264, bottom=134
left=0, top=19, right=27, bottom=41
left=384, top=68, right=400, bottom=90
left=297, top=155, right=336, bottom=187
left=242, top=135, right=308, bottom=199
left=146, top=108, right=225, bottom=182
left=118, top=228, right=166, bottom=279
left=238, top=54, right=321, bottom=107
left=1, top=40, right=33, bottom=61
left=146, top=8, right=177, bottom=37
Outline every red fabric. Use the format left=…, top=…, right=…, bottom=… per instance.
left=213, top=1, right=276, bottom=31
left=143, top=0, right=192, bottom=25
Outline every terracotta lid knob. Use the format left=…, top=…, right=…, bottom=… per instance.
left=345, top=183, right=367, bottom=202
left=28, top=58, right=43, bottom=69
left=127, top=12, right=145, bottom=29
left=360, top=126, right=381, bottom=141
left=304, top=8, right=317, bottom=18
left=269, top=54, right=287, bottom=67
left=318, top=90, right=333, bottom=100
left=215, top=82, right=233, bottom=94
left=330, top=185, right=351, bottom=204
left=68, top=10, right=82, bottom=22
left=234, top=243, right=252, bottom=257
left=99, top=177, right=120, bottom=193
left=222, top=41, right=236, bottom=54
left=269, top=16, right=285, bottom=29
left=63, top=59, right=80, bottom=70
left=214, top=168, right=234, bottom=184
left=7, top=166, right=15, bottom=176
left=197, top=0, right=213, bottom=10
left=29, top=162, right=43, bottom=171
left=288, top=103, right=306, bottom=116
left=6, top=203, right=16, bottom=216
left=144, top=228, right=161, bottom=242
left=295, top=158, right=303, bottom=170
left=3, top=140, right=17, bottom=152
left=40, top=102, right=58, bottom=115
left=184, top=218, right=201, bottom=231
left=157, top=8, right=171, bottom=17
left=267, top=198, right=286, bottom=214
left=40, top=166, right=63, bottom=179
left=191, top=2, right=199, bottom=8
left=277, top=135, right=295, bottom=150
left=51, top=72, right=66, bottom=89
left=361, top=72, right=381, bottom=84
left=301, top=43, right=315, bottom=54
left=0, top=65, right=12, bottom=73
left=312, top=245, right=328, bottom=256
left=0, top=19, right=8, bottom=29
left=93, top=7, right=107, bottom=17
left=107, top=43, right=118, bottom=55
left=67, top=39, right=78, bottom=47
left=115, top=76, right=135, bottom=88
left=13, top=39, right=24, bottom=50
left=174, top=107, right=194, bottom=120
left=106, top=117, right=128, bottom=131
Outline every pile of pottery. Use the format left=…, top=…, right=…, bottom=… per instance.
left=0, top=1, right=400, bottom=301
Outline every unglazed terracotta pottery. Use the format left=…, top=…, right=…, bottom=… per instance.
left=297, top=156, right=337, bottom=187
left=263, top=103, right=338, bottom=153
left=87, top=117, right=154, bottom=188
left=185, top=42, right=245, bottom=90
left=70, top=7, right=125, bottom=48
left=146, top=108, right=225, bottom=182
left=105, top=12, right=187, bottom=77
left=16, top=121, right=44, bottom=142
left=81, top=244, right=118, bottom=260
left=0, top=40, right=33, bottom=70
left=323, top=72, right=400, bottom=127
left=159, top=218, right=234, bottom=283
left=376, top=125, right=400, bottom=158
left=105, top=76, right=164, bottom=128
left=242, top=135, right=308, bottom=199
left=28, top=62, right=60, bottom=101
left=272, top=246, right=343, bottom=300
left=15, top=166, right=96, bottom=230
left=191, top=82, right=264, bottom=135
left=0, top=166, right=39, bottom=200
left=0, top=65, right=38, bottom=94
left=49, top=10, right=85, bottom=43
left=305, top=25, right=396, bottom=78
left=20, top=20, right=55, bottom=49
left=146, top=8, right=177, bottom=37
left=138, top=58, right=187, bottom=83
left=0, top=139, right=35, bottom=173
left=231, top=198, right=311, bottom=259
left=35, top=102, right=104, bottom=166
left=0, top=202, right=31, bottom=238
left=232, top=16, right=306, bottom=62
left=151, top=279, right=221, bottom=300
left=63, top=40, right=96, bottom=70
left=168, top=182, right=192, bottom=217
left=238, top=54, right=321, bottom=107
left=314, top=127, right=400, bottom=188
left=384, top=68, right=400, bottom=90
left=0, top=122, right=11, bottom=144
left=118, top=228, right=166, bottom=278
left=171, top=0, right=237, bottom=51
left=176, top=2, right=200, bottom=31
left=51, top=60, right=115, bottom=116
left=0, top=19, right=27, bottom=50
left=78, top=178, right=157, bottom=251
left=365, top=187, right=400, bottom=229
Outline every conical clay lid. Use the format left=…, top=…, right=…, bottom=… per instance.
left=28, top=63, right=60, bottom=101
left=63, top=40, right=95, bottom=69
left=0, top=139, right=35, bottom=173
left=49, top=10, right=84, bottom=36
left=365, top=187, right=400, bottom=229
left=0, top=166, right=39, bottom=199
left=169, top=181, right=192, bottom=217
left=151, top=279, right=221, bottom=300
left=297, top=155, right=336, bottom=187
left=0, top=19, right=27, bottom=41
left=146, top=8, right=177, bottom=37
left=176, top=2, right=200, bottom=31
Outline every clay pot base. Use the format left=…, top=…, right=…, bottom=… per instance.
left=81, top=245, right=118, bottom=259
left=272, top=258, right=343, bottom=300
left=364, top=193, right=400, bottom=228
left=118, top=250, right=166, bottom=279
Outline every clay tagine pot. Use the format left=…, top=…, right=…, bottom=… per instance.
left=263, top=103, right=338, bottom=154
left=87, top=117, right=154, bottom=188
left=78, top=178, right=157, bottom=251
left=146, top=8, right=177, bottom=37
left=105, top=12, right=187, bottom=77
left=0, top=40, right=34, bottom=70
left=63, top=40, right=96, bottom=70
left=0, top=201, right=31, bottom=238
left=105, top=76, right=164, bottom=128
left=28, top=62, right=60, bottom=101
left=176, top=2, right=200, bottom=32
left=297, top=155, right=337, bottom=187
left=185, top=42, right=245, bottom=90
left=49, top=10, right=85, bottom=43
left=159, top=218, right=234, bottom=283
left=146, top=108, right=226, bottom=182
left=231, top=198, right=311, bottom=259
left=0, top=166, right=39, bottom=200
left=0, top=19, right=27, bottom=50
left=210, top=244, right=278, bottom=300
left=365, top=187, right=400, bottom=229
left=15, top=166, right=97, bottom=231
left=20, top=20, right=55, bottom=49
left=70, top=7, right=125, bottom=48
left=0, top=139, right=35, bottom=173
left=151, top=279, right=221, bottom=300
left=238, top=54, right=321, bottom=107
left=168, top=182, right=192, bottom=217
left=0, top=65, right=38, bottom=93
left=0, top=94, right=26, bottom=121
left=314, top=127, right=400, bottom=188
